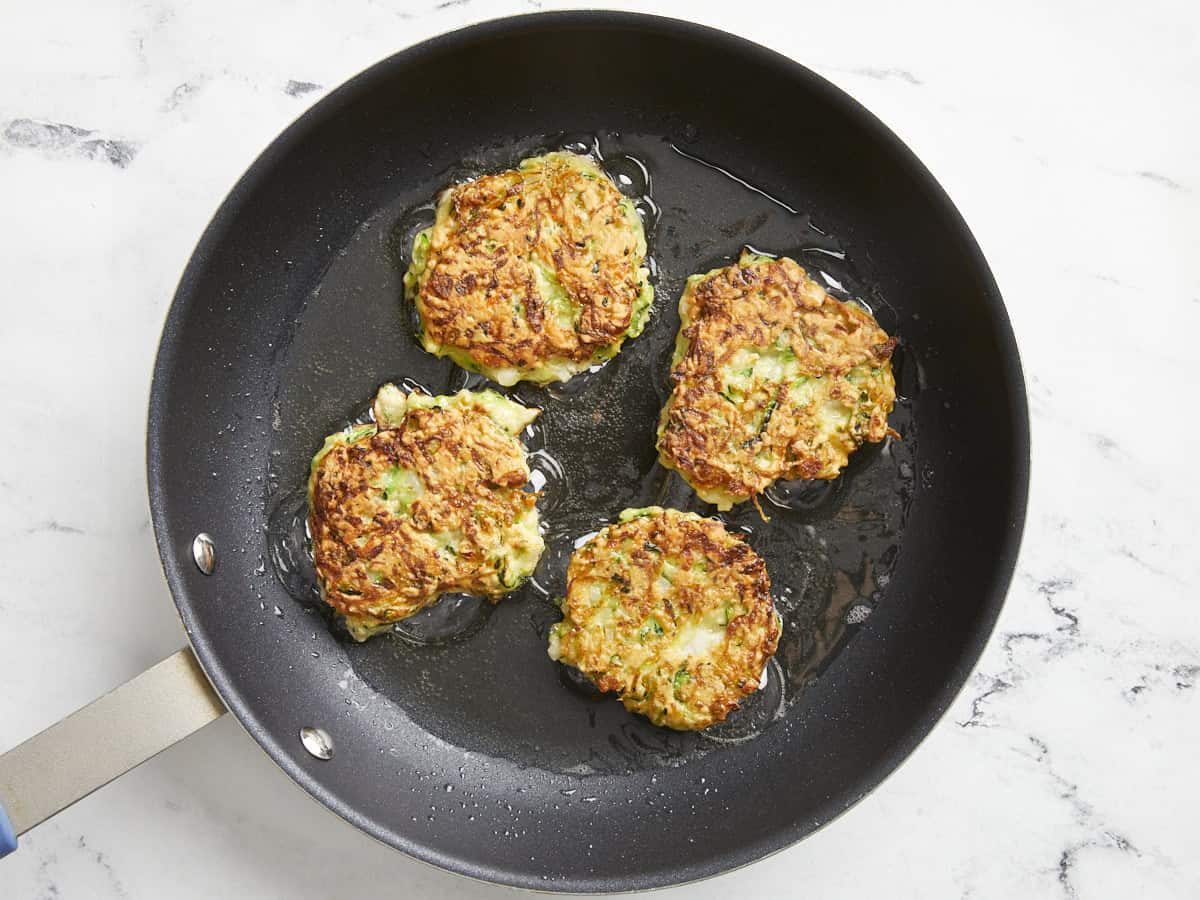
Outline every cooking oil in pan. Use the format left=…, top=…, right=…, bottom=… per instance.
left=263, top=130, right=919, bottom=774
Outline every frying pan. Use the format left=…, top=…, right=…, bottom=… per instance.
left=0, top=12, right=1029, bottom=892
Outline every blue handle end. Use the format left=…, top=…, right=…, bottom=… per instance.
left=0, top=799, right=16, bottom=858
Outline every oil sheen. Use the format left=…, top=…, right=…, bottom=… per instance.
left=264, top=131, right=919, bottom=774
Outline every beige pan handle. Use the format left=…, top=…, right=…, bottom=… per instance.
left=0, top=648, right=226, bottom=854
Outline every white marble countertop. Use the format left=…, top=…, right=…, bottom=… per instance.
left=1, top=0, right=1197, bottom=896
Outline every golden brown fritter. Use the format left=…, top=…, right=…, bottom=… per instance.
left=307, top=385, right=543, bottom=641
left=403, top=151, right=653, bottom=386
left=656, top=251, right=897, bottom=511
left=548, top=507, right=781, bottom=730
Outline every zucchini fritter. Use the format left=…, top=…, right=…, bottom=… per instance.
left=548, top=507, right=781, bottom=730
left=656, top=251, right=897, bottom=510
left=403, top=151, right=653, bottom=385
left=308, top=385, right=543, bottom=641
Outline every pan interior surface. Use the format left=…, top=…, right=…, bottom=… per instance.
left=148, top=13, right=1028, bottom=893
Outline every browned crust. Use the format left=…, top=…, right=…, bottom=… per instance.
left=554, top=509, right=780, bottom=730
left=415, top=153, right=646, bottom=371
left=308, top=400, right=537, bottom=626
left=657, top=256, right=897, bottom=506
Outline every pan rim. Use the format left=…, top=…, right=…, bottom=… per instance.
left=146, top=10, right=1030, bottom=893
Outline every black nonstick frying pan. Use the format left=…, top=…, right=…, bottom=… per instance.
left=0, top=12, right=1029, bottom=892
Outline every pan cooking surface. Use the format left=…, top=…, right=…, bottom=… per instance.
left=265, top=130, right=920, bottom=772
left=148, top=13, right=1027, bottom=892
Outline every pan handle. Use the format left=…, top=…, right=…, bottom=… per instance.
left=0, top=647, right=225, bottom=857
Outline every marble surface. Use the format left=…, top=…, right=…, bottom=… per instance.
left=1, top=0, right=1197, bottom=896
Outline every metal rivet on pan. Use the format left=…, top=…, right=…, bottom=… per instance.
left=192, top=533, right=216, bottom=575
left=300, top=726, right=334, bottom=760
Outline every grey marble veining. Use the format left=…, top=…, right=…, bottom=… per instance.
left=0, top=0, right=1197, bottom=897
